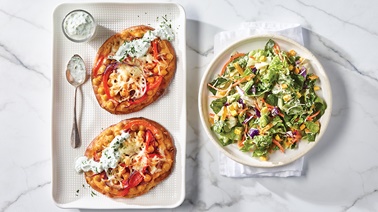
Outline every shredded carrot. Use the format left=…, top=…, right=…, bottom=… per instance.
left=255, top=103, right=261, bottom=111
left=273, top=43, right=284, bottom=61
left=221, top=53, right=246, bottom=75
left=261, top=98, right=274, bottom=109
left=272, top=139, right=285, bottom=153
left=232, top=77, right=248, bottom=87
left=238, top=124, right=249, bottom=147
left=292, top=130, right=302, bottom=143
left=273, top=44, right=280, bottom=55
left=238, top=107, right=248, bottom=114
left=207, top=83, right=229, bottom=92
left=306, top=110, right=320, bottom=121
left=231, top=74, right=255, bottom=87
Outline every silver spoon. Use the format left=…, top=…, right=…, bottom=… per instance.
left=66, top=54, right=87, bottom=148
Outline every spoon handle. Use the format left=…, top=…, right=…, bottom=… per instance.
left=71, top=86, right=81, bottom=148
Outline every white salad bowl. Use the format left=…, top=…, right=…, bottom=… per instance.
left=198, top=34, right=332, bottom=167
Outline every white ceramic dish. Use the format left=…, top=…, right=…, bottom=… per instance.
left=52, top=3, right=186, bottom=209
left=199, top=34, right=332, bottom=167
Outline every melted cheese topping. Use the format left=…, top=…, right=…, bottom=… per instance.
left=109, top=64, right=147, bottom=101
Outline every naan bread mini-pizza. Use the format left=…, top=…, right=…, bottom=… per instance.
left=75, top=117, right=175, bottom=198
left=91, top=25, right=176, bottom=114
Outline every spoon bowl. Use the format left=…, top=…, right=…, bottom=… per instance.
left=66, top=54, right=87, bottom=148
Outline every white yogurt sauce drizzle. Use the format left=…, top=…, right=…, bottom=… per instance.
left=75, top=131, right=130, bottom=174
left=109, top=23, right=175, bottom=61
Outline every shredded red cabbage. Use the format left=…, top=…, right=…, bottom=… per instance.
left=271, top=107, right=280, bottom=116
left=248, top=128, right=259, bottom=138
left=255, top=107, right=261, bottom=117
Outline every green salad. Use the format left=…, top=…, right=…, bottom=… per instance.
left=207, top=39, right=327, bottom=160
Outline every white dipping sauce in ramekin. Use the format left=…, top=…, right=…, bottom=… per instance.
left=62, top=10, right=96, bottom=42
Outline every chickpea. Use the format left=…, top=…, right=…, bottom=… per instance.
left=147, top=145, right=155, bottom=153
left=131, top=124, right=139, bottom=131
left=106, top=101, right=115, bottom=109
left=138, top=130, right=145, bottom=138
left=144, top=174, right=152, bottom=182
left=160, top=70, right=168, bottom=76
left=154, top=133, right=162, bottom=140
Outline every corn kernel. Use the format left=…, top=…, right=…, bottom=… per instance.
left=275, top=134, right=282, bottom=141
left=296, top=91, right=302, bottom=98
left=234, top=63, right=244, bottom=75
left=217, top=90, right=227, bottom=96
left=209, top=117, right=214, bottom=125
left=294, top=67, right=300, bottom=74
left=309, top=74, right=319, bottom=80
left=221, top=107, right=228, bottom=121
left=214, top=114, right=219, bottom=122
left=260, top=156, right=268, bottom=161
left=281, top=84, right=288, bottom=89
left=283, top=95, right=291, bottom=102
left=300, top=124, right=306, bottom=130
left=259, top=55, right=267, bottom=62
left=289, top=65, right=294, bottom=71
left=261, top=106, right=269, bottom=115
left=314, top=86, right=320, bottom=91
left=234, top=128, right=242, bottom=135
left=230, top=109, right=238, bottom=117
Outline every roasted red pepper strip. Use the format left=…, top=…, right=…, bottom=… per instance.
left=152, top=39, right=159, bottom=60
left=126, top=76, right=163, bottom=107
left=145, top=130, right=155, bottom=147
left=148, top=76, right=163, bottom=90
left=148, top=153, right=162, bottom=158
left=117, top=171, right=144, bottom=196
left=93, top=55, right=106, bottom=76
left=124, top=119, right=159, bottom=134
left=102, top=63, right=116, bottom=100
left=128, top=94, right=148, bottom=106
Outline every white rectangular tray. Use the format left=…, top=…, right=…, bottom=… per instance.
left=52, top=2, right=186, bottom=209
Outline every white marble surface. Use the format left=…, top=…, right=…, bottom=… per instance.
left=1, top=0, right=378, bottom=211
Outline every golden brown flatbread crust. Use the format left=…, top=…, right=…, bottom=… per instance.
left=91, top=25, right=176, bottom=114
left=83, top=117, right=175, bottom=198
